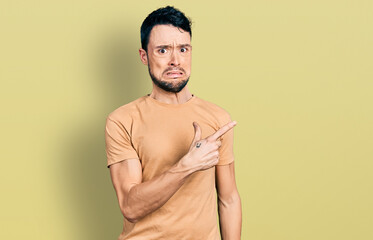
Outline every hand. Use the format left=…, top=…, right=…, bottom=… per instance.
left=180, top=121, right=237, bottom=172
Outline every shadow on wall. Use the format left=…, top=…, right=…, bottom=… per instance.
left=61, top=29, right=147, bottom=239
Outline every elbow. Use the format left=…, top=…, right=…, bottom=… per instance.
left=125, top=216, right=139, bottom=224
left=121, top=207, right=140, bottom=223
left=119, top=189, right=142, bottom=223
left=218, top=192, right=241, bottom=208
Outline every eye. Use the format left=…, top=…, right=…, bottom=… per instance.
left=180, top=47, right=188, bottom=53
left=159, top=48, right=167, bottom=54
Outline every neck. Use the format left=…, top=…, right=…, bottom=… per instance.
left=149, top=84, right=193, bottom=104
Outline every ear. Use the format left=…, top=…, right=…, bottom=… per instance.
left=139, top=48, right=148, bottom=65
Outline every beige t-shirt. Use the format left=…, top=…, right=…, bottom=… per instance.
left=105, top=94, right=234, bottom=240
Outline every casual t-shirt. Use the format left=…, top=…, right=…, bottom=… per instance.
left=105, top=94, right=235, bottom=240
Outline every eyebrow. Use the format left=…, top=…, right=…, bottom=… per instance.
left=155, top=44, right=192, bottom=49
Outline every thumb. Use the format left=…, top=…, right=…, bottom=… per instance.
left=191, top=122, right=202, bottom=145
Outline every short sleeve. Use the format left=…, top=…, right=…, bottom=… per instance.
left=216, top=113, right=235, bottom=166
left=105, top=116, right=139, bottom=168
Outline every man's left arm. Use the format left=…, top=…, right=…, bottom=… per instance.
left=216, top=162, right=242, bottom=240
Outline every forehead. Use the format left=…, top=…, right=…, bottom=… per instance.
left=148, top=24, right=191, bottom=47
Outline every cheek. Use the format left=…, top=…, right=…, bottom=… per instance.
left=150, top=63, right=169, bottom=79
left=149, top=62, right=161, bottom=73
left=183, top=58, right=192, bottom=71
left=184, top=55, right=192, bottom=63
left=150, top=58, right=167, bottom=70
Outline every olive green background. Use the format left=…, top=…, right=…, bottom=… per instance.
left=1, top=0, right=372, bottom=239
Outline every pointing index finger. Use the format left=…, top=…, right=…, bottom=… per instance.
left=207, top=121, right=237, bottom=141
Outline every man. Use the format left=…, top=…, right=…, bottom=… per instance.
left=105, top=6, right=241, bottom=240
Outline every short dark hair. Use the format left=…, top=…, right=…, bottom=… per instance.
left=140, top=6, right=192, bottom=52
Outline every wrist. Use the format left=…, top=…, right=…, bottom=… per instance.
left=171, top=155, right=194, bottom=176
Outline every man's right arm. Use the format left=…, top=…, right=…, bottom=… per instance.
left=110, top=157, right=193, bottom=223
left=109, top=121, right=237, bottom=223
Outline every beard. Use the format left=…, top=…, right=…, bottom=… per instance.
left=148, top=65, right=189, bottom=93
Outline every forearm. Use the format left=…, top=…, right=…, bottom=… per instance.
left=123, top=160, right=193, bottom=222
left=218, top=192, right=242, bottom=240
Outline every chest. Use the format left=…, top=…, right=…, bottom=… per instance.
left=131, top=112, right=218, bottom=180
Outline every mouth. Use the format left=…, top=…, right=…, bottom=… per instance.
left=165, top=71, right=184, bottom=78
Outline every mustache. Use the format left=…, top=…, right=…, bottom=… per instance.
left=163, top=67, right=186, bottom=74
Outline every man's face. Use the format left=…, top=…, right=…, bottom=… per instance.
left=140, top=24, right=192, bottom=93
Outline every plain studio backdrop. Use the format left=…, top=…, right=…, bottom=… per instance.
left=0, top=0, right=372, bottom=239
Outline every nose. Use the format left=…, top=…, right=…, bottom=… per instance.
left=169, top=49, right=180, bottom=66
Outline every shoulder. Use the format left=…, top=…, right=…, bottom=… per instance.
left=194, top=96, right=232, bottom=125
left=106, top=96, right=147, bottom=124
